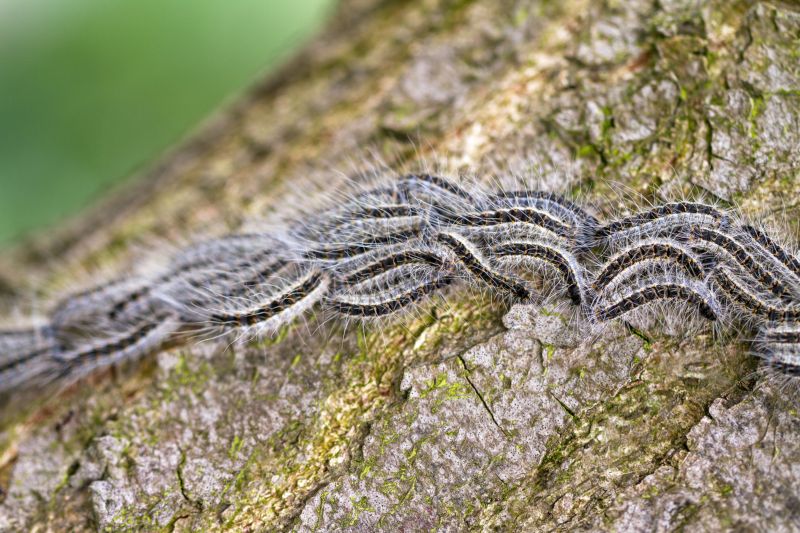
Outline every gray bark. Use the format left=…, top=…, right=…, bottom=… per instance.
left=1, top=0, right=799, bottom=531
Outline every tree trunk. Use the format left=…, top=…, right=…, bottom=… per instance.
left=2, top=0, right=800, bottom=530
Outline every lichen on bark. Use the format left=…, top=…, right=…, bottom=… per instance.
left=1, top=0, right=799, bottom=531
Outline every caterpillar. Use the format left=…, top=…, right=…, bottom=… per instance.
left=487, top=240, right=584, bottom=305
left=337, top=248, right=447, bottom=286
left=688, top=226, right=794, bottom=301
left=593, top=201, right=730, bottom=247
left=591, top=240, right=706, bottom=293
left=486, top=189, right=598, bottom=229
left=591, top=277, right=720, bottom=323
left=741, top=224, right=800, bottom=280
left=434, top=231, right=533, bottom=301
left=754, top=321, right=800, bottom=376
left=2, top=172, right=800, bottom=396
left=325, top=270, right=454, bottom=318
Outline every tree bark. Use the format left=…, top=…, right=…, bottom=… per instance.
left=2, top=0, right=800, bottom=530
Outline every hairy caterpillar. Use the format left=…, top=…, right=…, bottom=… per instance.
left=325, top=270, right=454, bottom=317
left=2, top=172, right=800, bottom=398
left=741, top=224, right=800, bottom=282
left=337, top=247, right=447, bottom=286
left=591, top=240, right=706, bottom=293
left=688, top=227, right=794, bottom=301
left=590, top=277, right=720, bottom=323
left=593, top=201, right=730, bottom=247
left=487, top=241, right=585, bottom=305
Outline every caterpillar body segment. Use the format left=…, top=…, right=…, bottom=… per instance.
left=595, top=202, right=730, bottom=239
left=197, top=267, right=331, bottom=338
left=435, top=231, right=533, bottom=301
left=154, top=256, right=292, bottom=314
left=762, top=330, right=800, bottom=344
left=739, top=224, right=800, bottom=298
left=0, top=326, right=60, bottom=393
left=709, top=267, right=800, bottom=323
left=50, top=278, right=156, bottom=348
left=591, top=278, right=720, bottom=323
left=301, top=226, right=423, bottom=262
left=488, top=240, right=585, bottom=305
left=486, top=190, right=598, bottom=230
left=395, top=173, right=477, bottom=208
left=742, top=224, right=800, bottom=276
left=167, top=233, right=278, bottom=272
left=432, top=205, right=575, bottom=243
left=337, top=247, right=449, bottom=287
left=324, top=271, right=454, bottom=318
left=754, top=322, right=800, bottom=376
left=53, top=313, right=180, bottom=385
left=689, top=227, right=794, bottom=302
left=0, top=326, right=54, bottom=354
left=593, top=202, right=732, bottom=251
left=591, top=240, right=706, bottom=294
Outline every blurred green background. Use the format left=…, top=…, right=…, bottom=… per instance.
left=0, top=0, right=334, bottom=246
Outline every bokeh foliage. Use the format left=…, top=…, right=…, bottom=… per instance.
left=0, top=0, right=333, bottom=245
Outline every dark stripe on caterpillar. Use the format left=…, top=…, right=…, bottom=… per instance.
left=754, top=325, right=800, bottom=376
left=487, top=190, right=598, bottom=228
left=434, top=206, right=574, bottom=241
left=325, top=273, right=454, bottom=317
left=0, top=336, right=56, bottom=374
left=208, top=270, right=325, bottom=327
left=710, top=267, right=800, bottom=322
left=761, top=330, right=800, bottom=344
left=303, top=227, right=422, bottom=261
left=592, top=241, right=704, bottom=292
left=690, top=227, right=793, bottom=301
left=339, top=249, right=446, bottom=286
left=343, top=204, right=420, bottom=219
left=593, top=281, right=718, bottom=322
left=489, top=241, right=583, bottom=304
left=53, top=312, right=173, bottom=369
left=397, top=173, right=475, bottom=202
left=741, top=224, right=800, bottom=279
left=435, top=232, right=532, bottom=300
left=595, top=202, right=728, bottom=241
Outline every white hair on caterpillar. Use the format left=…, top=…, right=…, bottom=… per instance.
left=2, top=164, right=800, bottom=405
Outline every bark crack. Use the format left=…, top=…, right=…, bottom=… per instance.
left=176, top=447, right=203, bottom=512
left=548, top=391, right=577, bottom=419
left=457, top=354, right=510, bottom=438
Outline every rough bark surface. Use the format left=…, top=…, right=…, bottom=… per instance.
left=1, top=0, right=799, bottom=531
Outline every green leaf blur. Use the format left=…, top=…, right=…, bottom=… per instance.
left=0, top=0, right=333, bottom=245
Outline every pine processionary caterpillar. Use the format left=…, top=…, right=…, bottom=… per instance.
left=710, top=267, right=800, bottom=322
left=204, top=269, right=328, bottom=329
left=0, top=328, right=58, bottom=389
left=435, top=231, right=532, bottom=300
left=592, top=240, right=705, bottom=292
left=689, top=227, right=793, bottom=301
left=488, top=241, right=584, bottom=304
left=596, top=201, right=728, bottom=237
left=53, top=313, right=178, bottom=384
left=396, top=173, right=476, bottom=202
left=486, top=190, right=598, bottom=231
left=761, top=329, right=800, bottom=344
left=594, top=202, right=730, bottom=248
left=2, top=173, right=800, bottom=397
left=325, top=271, right=454, bottom=317
left=592, top=279, right=719, bottom=322
left=338, top=248, right=447, bottom=286
left=302, top=226, right=422, bottom=261
left=741, top=224, right=800, bottom=280
left=434, top=206, right=574, bottom=242
left=754, top=322, right=800, bottom=376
